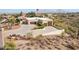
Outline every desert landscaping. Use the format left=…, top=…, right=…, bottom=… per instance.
left=4, top=34, right=79, bottom=50
left=0, top=9, right=79, bottom=50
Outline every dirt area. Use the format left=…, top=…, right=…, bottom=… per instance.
left=5, top=35, right=79, bottom=50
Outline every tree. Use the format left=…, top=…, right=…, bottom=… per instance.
left=8, top=16, right=16, bottom=29
left=43, top=13, right=48, bottom=17
left=27, top=12, right=36, bottom=17
left=0, top=16, right=2, bottom=23
left=8, top=16, right=16, bottom=24
left=15, top=18, right=20, bottom=24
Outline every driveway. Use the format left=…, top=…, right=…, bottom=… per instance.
left=4, top=24, right=37, bottom=37
left=4, top=25, right=64, bottom=38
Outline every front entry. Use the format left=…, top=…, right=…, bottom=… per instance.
left=48, top=21, right=52, bottom=26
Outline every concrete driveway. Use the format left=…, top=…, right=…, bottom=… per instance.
left=4, top=25, right=64, bottom=38
left=4, top=24, right=37, bottom=37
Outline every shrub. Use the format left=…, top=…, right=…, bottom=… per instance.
left=4, top=41, right=16, bottom=50
left=27, top=32, right=33, bottom=39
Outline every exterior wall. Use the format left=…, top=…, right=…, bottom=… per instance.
left=28, top=21, right=31, bottom=24
left=42, top=20, right=53, bottom=26
left=42, top=29, right=64, bottom=36
left=20, top=21, right=23, bottom=27
left=42, top=20, right=48, bottom=24
left=26, top=17, right=53, bottom=26
left=27, top=20, right=53, bottom=26
left=0, top=28, right=4, bottom=49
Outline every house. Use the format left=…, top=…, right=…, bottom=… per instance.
left=27, top=17, right=53, bottom=26
left=18, top=17, right=53, bottom=26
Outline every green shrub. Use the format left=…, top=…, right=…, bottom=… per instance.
left=4, top=41, right=16, bottom=50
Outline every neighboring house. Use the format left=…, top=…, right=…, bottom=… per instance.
left=1, top=19, right=8, bottom=23
left=0, top=19, right=9, bottom=30
left=18, top=16, right=28, bottom=24
left=2, top=15, right=8, bottom=19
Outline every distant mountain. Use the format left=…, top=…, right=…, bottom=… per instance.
left=0, top=9, right=79, bottom=14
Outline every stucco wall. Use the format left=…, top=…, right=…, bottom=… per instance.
left=0, top=28, right=4, bottom=49
left=42, top=29, right=64, bottom=36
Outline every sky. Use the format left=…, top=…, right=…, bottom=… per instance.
left=0, top=0, right=79, bottom=13
left=0, top=9, right=36, bottom=14
left=0, top=0, right=79, bottom=9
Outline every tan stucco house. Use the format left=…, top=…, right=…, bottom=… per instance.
left=18, top=17, right=53, bottom=26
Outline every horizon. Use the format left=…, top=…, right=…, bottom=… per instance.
left=0, top=9, right=79, bottom=14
